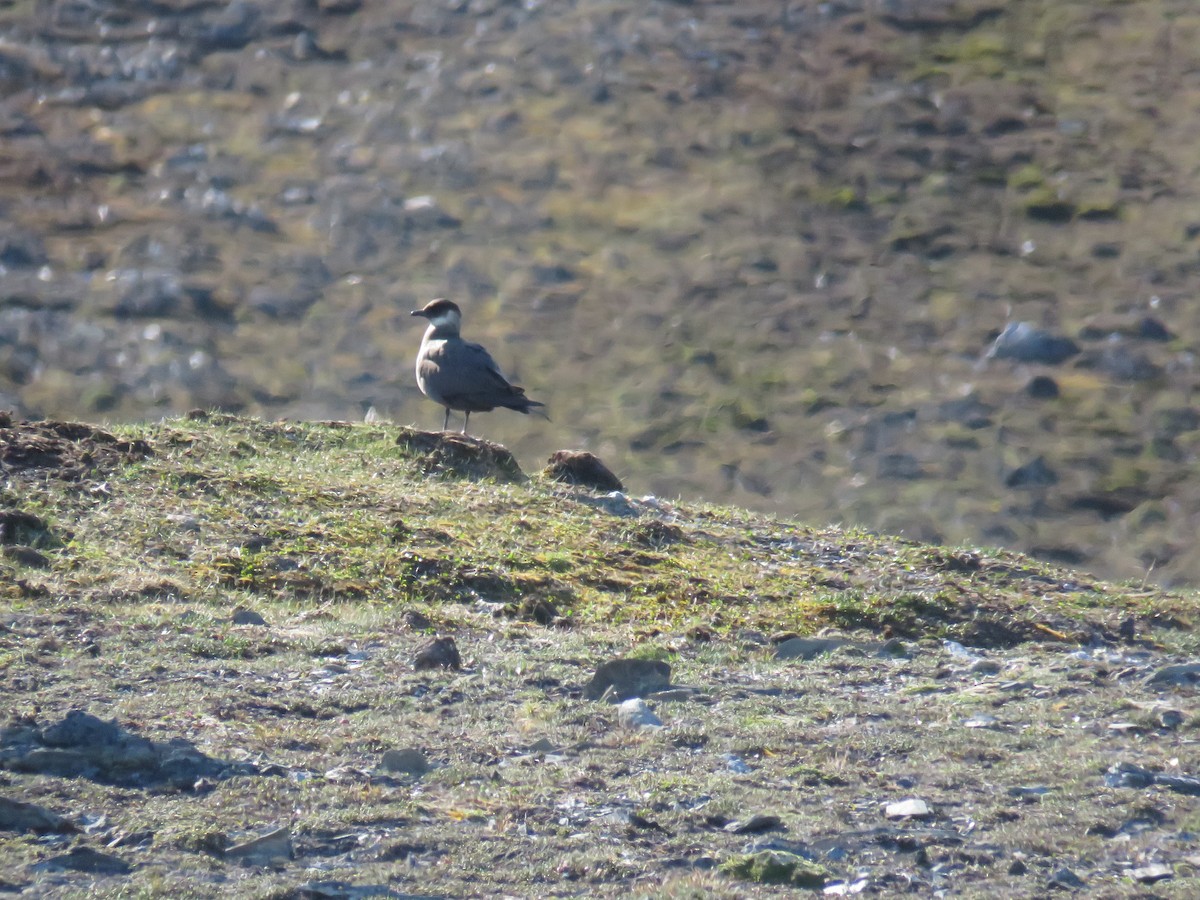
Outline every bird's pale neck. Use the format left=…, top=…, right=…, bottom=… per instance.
left=422, top=311, right=461, bottom=340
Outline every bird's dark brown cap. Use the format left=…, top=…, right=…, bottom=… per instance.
left=411, top=298, right=461, bottom=318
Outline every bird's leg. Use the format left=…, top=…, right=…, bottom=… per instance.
left=462, top=412, right=470, bottom=435
left=442, top=407, right=450, bottom=432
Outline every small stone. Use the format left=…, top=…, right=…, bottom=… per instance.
left=774, top=637, right=847, bottom=661
left=31, top=846, right=131, bottom=875
left=1147, top=663, right=1200, bottom=686
left=400, top=609, right=433, bottom=630
left=968, top=658, right=1003, bottom=675
left=617, top=698, right=662, bottom=729
left=885, top=799, right=932, bottom=819
left=379, top=748, right=429, bottom=777
left=225, top=826, right=293, bottom=864
left=0, top=796, right=73, bottom=833
left=964, top=714, right=1000, bottom=729
left=1048, top=866, right=1085, bottom=889
left=724, top=814, right=782, bottom=835
left=584, top=658, right=671, bottom=701
left=543, top=450, right=624, bottom=492
left=1026, top=375, right=1060, bottom=399
left=1160, top=709, right=1185, bottom=729
left=987, top=321, right=1079, bottom=365
left=1005, top=456, right=1058, bottom=488
left=412, top=635, right=461, bottom=671
left=1008, top=858, right=1028, bottom=875
left=3, top=545, right=50, bottom=568
left=1007, top=785, right=1050, bottom=801
left=1129, top=862, right=1173, bottom=884
left=230, top=606, right=266, bottom=626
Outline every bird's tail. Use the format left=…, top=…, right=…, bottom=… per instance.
left=508, top=395, right=549, bottom=420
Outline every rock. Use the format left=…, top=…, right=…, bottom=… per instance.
left=31, top=846, right=131, bottom=875
left=230, top=606, right=267, bottom=625
left=41, top=710, right=121, bottom=747
left=0, top=796, right=73, bottom=833
left=0, top=509, right=49, bottom=544
left=719, top=849, right=827, bottom=887
left=0, top=710, right=261, bottom=789
left=774, top=637, right=847, bottom=661
left=1026, top=375, right=1060, bottom=399
left=379, top=748, right=429, bottom=777
left=877, top=452, right=925, bottom=480
left=583, top=658, right=671, bottom=701
left=4, top=545, right=50, bottom=567
left=1147, top=663, right=1200, bottom=686
left=1160, top=709, right=1185, bottom=729
left=1105, top=762, right=1200, bottom=796
left=963, top=714, right=1000, bottom=729
left=412, top=635, right=461, bottom=671
left=1078, top=313, right=1173, bottom=342
left=543, top=449, right=626, bottom=493
left=1129, top=862, right=1173, bottom=884
left=1048, top=866, right=1085, bottom=890
left=1007, top=786, right=1050, bottom=801
left=1005, top=456, right=1058, bottom=488
left=225, top=825, right=293, bottom=864
left=1088, top=342, right=1164, bottom=382
left=987, top=322, right=1080, bottom=365
left=616, top=697, right=662, bottom=729
left=395, top=429, right=525, bottom=483
left=885, top=799, right=932, bottom=819
left=724, top=814, right=782, bottom=834
left=398, top=608, right=432, bottom=631
left=723, top=753, right=752, bottom=774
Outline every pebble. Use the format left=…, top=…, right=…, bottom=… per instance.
left=986, top=322, right=1080, bottom=365
left=412, top=635, right=461, bottom=671
left=225, top=825, right=293, bottom=864
left=1129, top=862, right=1173, bottom=884
left=1147, top=662, right=1200, bottom=686
left=378, top=748, right=429, bottom=777
left=30, top=846, right=131, bottom=874
left=617, top=698, right=662, bottom=729
left=584, top=657, right=671, bottom=701
left=230, top=606, right=267, bottom=625
left=885, top=799, right=931, bottom=819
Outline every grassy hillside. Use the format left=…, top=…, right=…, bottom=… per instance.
left=3, top=416, right=1200, bottom=895
left=2, top=1, right=1200, bottom=584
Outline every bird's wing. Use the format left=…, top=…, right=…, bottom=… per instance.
left=460, top=340, right=519, bottom=390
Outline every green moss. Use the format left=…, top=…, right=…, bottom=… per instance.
left=720, top=850, right=827, bottom=887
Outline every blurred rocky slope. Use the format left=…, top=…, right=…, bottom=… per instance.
left=2, top=0, right=1200, bottom=583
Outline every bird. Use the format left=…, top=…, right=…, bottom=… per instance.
left=410, top=298, right=546, bottom=434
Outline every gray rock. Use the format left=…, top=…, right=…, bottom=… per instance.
left=413, top=636, right=461, bottom=671
left=1147, top=663, right=1200, bottom=686
left=379, top=748, right=429, bottom=777
left=31, top=846, right=131, bottom=875
left=617, top=698, right=662, bottom=729
left=1129, top=862, right=1173, bottom=884
left=584, top=658, right=671, bottom=701
left=724, top=814, right=782, bottom=835
left=0, top=710, right=262, bottom=789
left=231, top=606, right=267, bottom=626
left=1005, top=455, right=1058, bottom=489
left=225, top=825, right=293, bottom=864
left=1048, top=866, right=1085, bottom=889
left=987, top=322, right=1079, bottom=365
left=774, top=637, right=846, bottom=661
left=885, top=799, right=932, bottom=819
left=0, top=796, right=73, bottom=833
